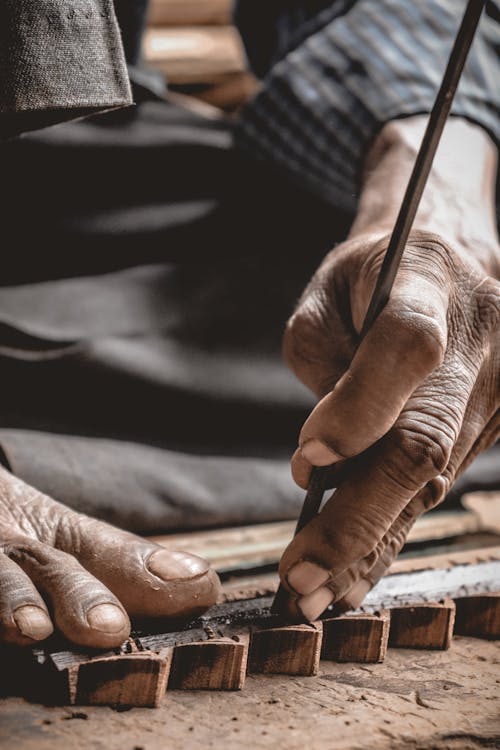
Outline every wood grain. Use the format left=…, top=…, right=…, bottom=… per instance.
left=454, top=593, right=500, bottom=638
left=321, top=612, right=390, bottom=663
left=389, top=600, right=455, bottom=650
left=248, top=623, right=322, bottom=676
left=75, top=651, right=172, bottom=707
left=168, top=636, right=249, bottom=690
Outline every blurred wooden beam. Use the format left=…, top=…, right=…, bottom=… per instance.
left=143, top=26, right=245, bottom=85
left=148, top=0, right=231, bottom=27
left=151, top=501, right=500, bottom=575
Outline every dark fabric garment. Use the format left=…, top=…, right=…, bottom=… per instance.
left=235, top=0, right=500, bottom=214
left=1, top=2, right=499, bottom=532
left=0, top=97, right=349, bottom=532
left=1, top=96, right=498, bottom=532
left=0, top=0, right=132, bottom=138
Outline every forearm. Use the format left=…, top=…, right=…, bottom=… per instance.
left=349, top=116, right=500, bottom=277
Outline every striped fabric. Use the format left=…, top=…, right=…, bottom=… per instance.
left=234, top=0, right=500, bottom=214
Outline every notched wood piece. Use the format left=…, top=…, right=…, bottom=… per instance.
left=75, top=650, right=172, bottom=707
left=248, top=622, right=322, bottom=676
left=389, top=599, right=455, bottom=650
left=454, top=593, right=500, bottom=639
left=168, top=635, right=248, bottom=690
left=321, top=611, right=390, bottom=663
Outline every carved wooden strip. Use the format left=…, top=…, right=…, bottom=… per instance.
left=389, top=599, right=455, bottom=650
left=74, top=650, right=172, bottom=707
left=168, top=636, right=248, bottom=690
left=454, top=593, right=500, bottom=639
left=248, top=623, right=322, bottom=676
left=321, top=612, right=390, bottom=663
left=362, top=559, right=500, bottom=609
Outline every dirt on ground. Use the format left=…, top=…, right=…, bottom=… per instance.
left=0, top=636, right=499, bottom=750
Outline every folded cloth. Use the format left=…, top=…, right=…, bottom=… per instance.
left=0, top=0, right=132, bottom=138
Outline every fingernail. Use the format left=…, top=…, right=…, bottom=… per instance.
left=287, top=561, right=330, bottom=595
left=14, top=605, right=53, bottom=641
left=297, top=587, right=335, bottom=622
left=342, top=579, right=372, bottom=610
left=300, top=439, right=341, bottom=466
left=147, top=549, right=209, bottom=581
left=87, top=603, right=127, bottom=634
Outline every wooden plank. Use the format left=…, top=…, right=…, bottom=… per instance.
left=248, top=623, right=322, bottom=676
left=148, top=0, right=231, bottom=27
left=168, top=636, right=248, bottom=690
left=389, top=600, right=455, bottom=650
left=143, top=26, right=245, bottom=85
left=151, top=505, right=500, bottom=575
left=75, top=650, right=172, bottom=707
left=219, top=550, right=500, bottom=603
left=321, top=612, right=390, bottom=663
left=454, top=593, right=500, bottom=638
left=389, top=545, right=500, bottom=576
left=11, top=558, right=499, bottom=708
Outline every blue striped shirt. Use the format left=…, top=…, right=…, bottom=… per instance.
left=234, top=1, right=500, bottom=215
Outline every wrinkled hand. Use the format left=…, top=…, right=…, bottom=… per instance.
left=280, top=229, right=500, bottom=621
left=0, top=467, right=220, bottom=647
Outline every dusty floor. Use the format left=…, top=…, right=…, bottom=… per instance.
left=1, top=637, right=499, bottom=750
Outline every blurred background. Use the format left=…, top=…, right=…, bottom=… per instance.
left=143, top=0, right=257, bottom=111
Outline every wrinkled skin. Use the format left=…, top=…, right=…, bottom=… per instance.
left=0, top=468, right=220, bottom=647
left=279, top=117, right=500, bottom=621
left=0, top=116, right=497, bottom=646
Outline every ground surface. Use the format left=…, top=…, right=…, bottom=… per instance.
left=1, top=637, right=499, bottom=750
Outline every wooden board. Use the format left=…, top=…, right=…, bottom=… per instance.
left=148, top=0, right=231, bottom=27
left=168, top=636, right=248, bottom=690
left=143, top=26, right=245, bottom=85
left=220, top=547, right=500, bottom=603
left=248, top=623, right=322, bottom=676
left=454, top=593, right=500, bottom=639
left=389, top=600, right=455, bottom=650
left=321, top=612, right=390, bottom=663
left=152, top=502, right=500, bottom=575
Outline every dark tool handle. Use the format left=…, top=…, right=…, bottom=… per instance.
left=272, top=0, right=486, bottom=616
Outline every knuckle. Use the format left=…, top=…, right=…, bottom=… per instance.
left=283, top=292, right=338, bottom=393
left=384, top=306, right=446, bottom=368
left=473, top=278, right=500, bottom=335
left=284, top=294, right=327, bottom=362
left=390, top=423, right=453, bottom=481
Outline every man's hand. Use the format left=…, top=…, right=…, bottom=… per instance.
left=279, top=117, right=500, bottom=621
left=0, top=467, right=220, bottom=648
